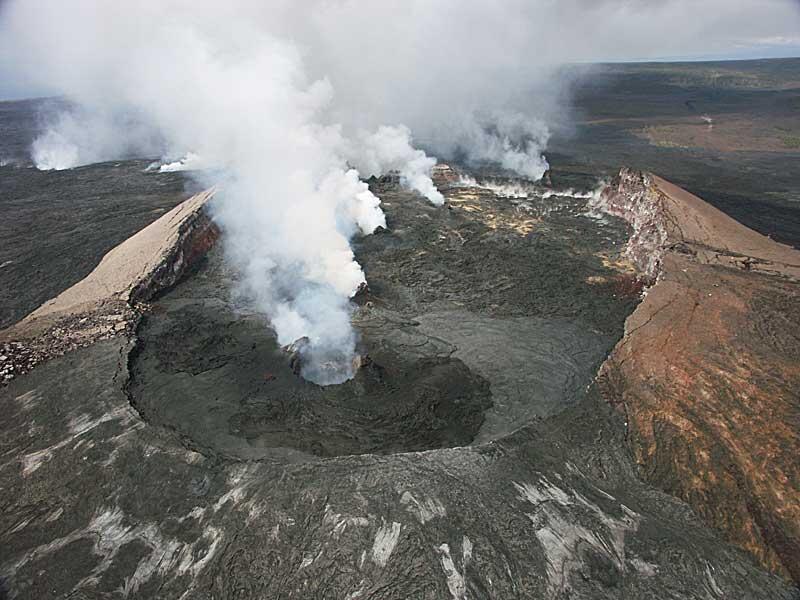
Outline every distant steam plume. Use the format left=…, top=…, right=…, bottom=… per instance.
left=1, top=0, right=798, bottom=382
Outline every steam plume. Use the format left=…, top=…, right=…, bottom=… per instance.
left=1, top=0, right=797, bottom=382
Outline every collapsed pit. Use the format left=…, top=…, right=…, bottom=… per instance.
left=129, top=173, right=639, bottom=461
left=128, top=245, right=492, bottom=460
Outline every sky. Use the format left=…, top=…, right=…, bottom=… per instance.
left=0, top=1, right=799, bottom=100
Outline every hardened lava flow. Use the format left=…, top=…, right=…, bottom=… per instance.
left=1, top=167, right=797, bottom=599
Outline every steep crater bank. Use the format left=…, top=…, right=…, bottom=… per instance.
left=1, top=189, right=218, bottom=384
left=594, top=168, right=800, bottom=583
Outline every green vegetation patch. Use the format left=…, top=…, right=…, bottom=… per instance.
left=782, top=135, right=800, bottom=149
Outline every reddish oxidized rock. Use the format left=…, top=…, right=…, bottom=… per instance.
left=596, top=168, right=800, bottom=582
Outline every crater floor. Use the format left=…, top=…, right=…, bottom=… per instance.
left=129, top=173, right=638, bottom=460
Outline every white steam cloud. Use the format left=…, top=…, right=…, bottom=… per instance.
left=1, top=0, right=798, bottom=382
left=32, top=107, right=163, bottom=171
left=351, top=126, right=444, bottom=206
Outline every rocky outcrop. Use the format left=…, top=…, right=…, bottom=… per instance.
left=430, top=163, right=461, bottom=188
left=596, top=168, right=800, bottom=284
left=595, top=168, right=800, bottom=582
left=0, top=189, right=217, bottom=383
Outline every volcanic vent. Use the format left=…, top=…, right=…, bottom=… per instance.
left=128, top=245, right=492, bottom=460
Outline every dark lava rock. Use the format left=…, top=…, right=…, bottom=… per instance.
left=0, top=157, right=190, bottom=329
left=1, top=158, right=797, bottom=598
left=129, top=276, right=493, bottom=459
left=128, top=173, right=638, bottom=460
left=1, top=338, right=795, bottom=599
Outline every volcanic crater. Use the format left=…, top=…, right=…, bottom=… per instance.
left=3, top=157, right=799, bottom=599
left=127, top=169, right=639, bottom=461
